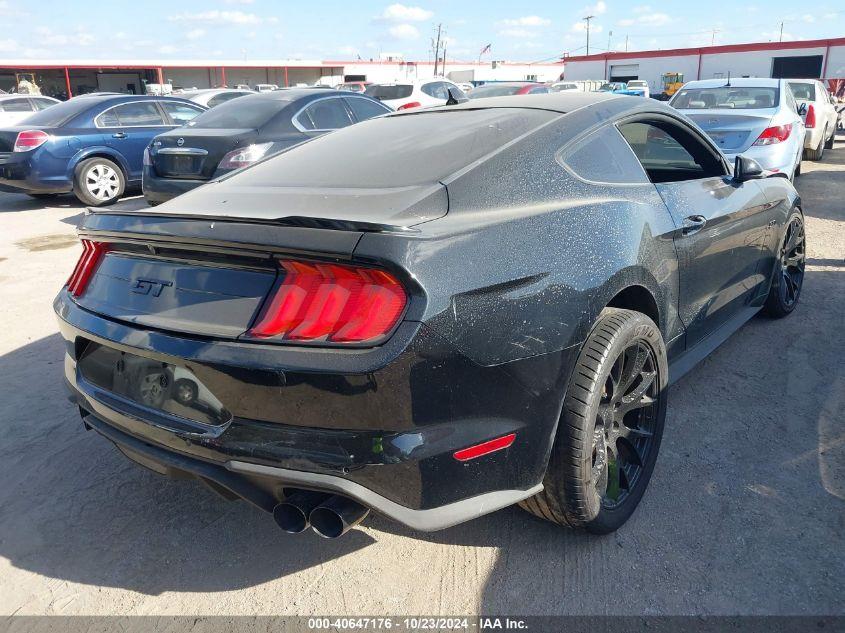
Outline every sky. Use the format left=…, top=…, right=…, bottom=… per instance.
left=0, top=0, right=843, bottom=62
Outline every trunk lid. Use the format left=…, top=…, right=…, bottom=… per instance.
left=150, top=128, right=257, bottom=180
left=683, top=110, right=774, bottom=153
left=0, top=126, right=52, bottom=153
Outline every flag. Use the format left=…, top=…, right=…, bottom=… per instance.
left=480, top=43, right=491, bottom=56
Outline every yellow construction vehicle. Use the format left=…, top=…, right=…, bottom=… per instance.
left=661, top=72, right=684, bottom=99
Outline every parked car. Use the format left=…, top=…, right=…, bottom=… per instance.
left=254, top=84, right=279, bottom=93
left=598, top=82, right=628, bottom=92
left=0, top=94, right=60, bottom=127
left=143, top=89, right=391, bottom=204
left=233, top=84, right=251, bottom=90
left=0, top=94, right=205, bottom=205
left=670, top=78, right=805, bottom=181
left=456, top=82, right=474, bottom=93
left=337, top=82, right=371, bottom=93
left=180, top=88, right=253, bottom=109
left=365, top=78, right=466, bottom=110
left=468, top=82, right=550, bottom=99
left=550, top=81, right=580, bottom=92
left=625, top=80, right=650, bottom=98
left=788, top=80, right=838, bottom=160
left=56, top=93, right=805, bottom=538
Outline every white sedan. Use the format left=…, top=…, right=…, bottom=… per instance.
left=0, top=94, right=60, bottom=127
left=789, top=79, right=838, bottom=160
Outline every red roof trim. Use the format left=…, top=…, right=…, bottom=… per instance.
left=563, top=37, right=845, bottom=63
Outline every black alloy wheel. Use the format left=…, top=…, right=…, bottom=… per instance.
left=765, top=211, right=805, bottom=317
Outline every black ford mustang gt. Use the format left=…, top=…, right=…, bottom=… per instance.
left=55, top=93, right=805, bottom=538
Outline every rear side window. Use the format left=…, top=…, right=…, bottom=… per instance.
left=365, top=84, right=412, bottom=100
left=529, top=86, right=550, bottom=94
left=344, top=97, right=390, bottom=122
left=31, top=98, right=56, bottom=111
left=618, top=120, right=725, bottom=183
left=161, top=102, right=204, bottom=125
left=421, top=82, right=449, bottom=100
left=0, top=98, right=33, bottom=112
left=559, top=125, right=649, bottom=185
left=296, top=98, right=353, bottom=131
left=17, top=98, right=95, bottom=126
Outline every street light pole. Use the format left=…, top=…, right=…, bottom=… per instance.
left=583, top=15, right=595, bottom=56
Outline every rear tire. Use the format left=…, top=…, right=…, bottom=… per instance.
left=763, top=210, right=806, bottom=318
left=804, top=129, right=825, bottom=161
left=824, top=127, right=835, bottom=150
left=520, top=308, right=668, bottom=534
left=73, top=157, right=125, bottom=206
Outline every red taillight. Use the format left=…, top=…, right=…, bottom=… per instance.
left=13, top=130, right=49, bottom=153
left=753, top=124, right=792, bottom=146
left=66, top=239, right=109, bottom=297
left=454, top=433, right=517, bottom=461
left=805, top=104, right=816, bottom=128
left=397, top=101, right=421, bottom=110
left=247, top=260, right=408, bottom=344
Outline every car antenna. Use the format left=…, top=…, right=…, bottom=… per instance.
left=724, top=71, right=731, bottom=87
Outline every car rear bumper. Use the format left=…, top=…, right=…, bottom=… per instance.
left=0, top=151, right=71, bottom=194
left=142, top=166, right=205, bottom=203
left=724, top=142, right=800, bottom=175
left=55, top=289, right=573, bottom=530
left=803, top=126, right=826, bottom=150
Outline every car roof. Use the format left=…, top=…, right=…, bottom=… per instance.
left=0, top=94, right=53, bottom=100
left=183, top=88, right=249, bottom=96
left=682, top=78, right=782, bottom=88
left=478, top=81, right=541, bottom=87
left=415, top=91, right=623, bottom=114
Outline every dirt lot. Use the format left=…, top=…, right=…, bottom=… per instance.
left=0, top=139, right=843, bottom=616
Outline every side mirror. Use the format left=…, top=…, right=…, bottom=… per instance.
left=734, top=155, right=765, bottom=182
left=797, top=102, right=807, bottom=116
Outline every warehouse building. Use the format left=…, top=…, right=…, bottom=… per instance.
left=562, top=37, right=845, bottom=96
left=0, top=58, right=563, bottom=99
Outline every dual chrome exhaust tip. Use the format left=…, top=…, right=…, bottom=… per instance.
left=272, top=490, right=370, bottom=539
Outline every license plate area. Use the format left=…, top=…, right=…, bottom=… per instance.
left=77, top=342, right=231, bottom=428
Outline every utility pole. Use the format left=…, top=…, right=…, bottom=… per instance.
left=711, top=28, right=720, bottom=45
left=583, top=15, right=595, bottom=56
left=625, top=34, right=629, bottom=52
left=433, top=23, right=442, bottom=76
left=607, top=30, right=613, bottom=52
left=779, top=21, right=784, bottom=42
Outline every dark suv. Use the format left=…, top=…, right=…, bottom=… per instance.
left=56, top=93, right=804, bottom=538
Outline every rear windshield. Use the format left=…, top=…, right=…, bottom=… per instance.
left=672, top=86, right=779, bottom=110
left=185, top=96, right=288, bottom=128
left=469, top=84, right=523, bottom=98
left=365, top=84, right=412, bottom=100
left=230, top=108, right=556, bottom=188
left=20, top=98, right=95, bottom=126
left=789, top=82, right=816, bottom=101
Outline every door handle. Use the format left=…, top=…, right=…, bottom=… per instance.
left=681, top=215, right=707, bottom=235
left=112, top=132, right=127, bottom=139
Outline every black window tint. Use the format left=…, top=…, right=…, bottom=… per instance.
left=619, top=121, right=724, bottom=184
left=300, top=98, right=352, bottom=130
left=345, top=97, right=390, bottom=122
left=426, top=82, right=449, bottom=100
left=789, top=82, right=815, bottom=101
left=161, top=101, right=203, bottom=124
left=529, top=86, right=550, bottom=94
left=95, top=108, right=119, bottom=127
left=15, top=98, right=92, bottom=126
left=364, top=84, right=412, bottom=100
left=207, top=92, right=247, bottom=107
left=113, top=102, right=166, bottom=126
left=561, top=126, right=649, bottom=184
left=0, top=98, right=33, bottom=112
left=187, top=97, right=287, bottom=129
left=31, top=98, right=56, bottom=111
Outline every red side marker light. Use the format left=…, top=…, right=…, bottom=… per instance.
left=397, top=101, right=421, bottom=110
left=454, top=433, right=517, bottom=462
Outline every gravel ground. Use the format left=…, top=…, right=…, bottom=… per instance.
left=0, top=138, right=842, bottom=616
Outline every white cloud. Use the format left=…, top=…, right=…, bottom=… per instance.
left=158, top=45, right=179, bottom=54
left=583, top=1, right=607, bottom=15
left=33, top=26, right=95, bottom=47
left=618, top=12, right=671, bottom=27
left=388, top=23, right=420, bottom=39
left=0, top=38, right=19, bottom=52
left=168, top=10, right=273, bottom=25
left=500, top=15, right=550, bottom=27
left=377, top=4, right=432, bottom=22
left=800, top=14, right=815, bottom=23
left=224, top=0, right=254, bottom=3
left=571, top=21, right=603, bottom=33
left=186, top=28, right=206, bottom=40
left=337, top=45, right=360, bottom=57
left=498, top=28, right=539, bottom=38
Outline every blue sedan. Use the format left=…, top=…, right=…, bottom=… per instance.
left=0, top=95, right=205, bottom=205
